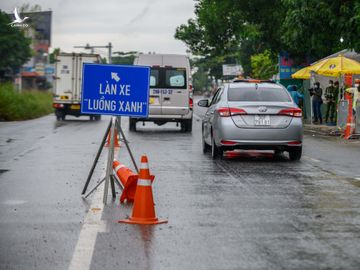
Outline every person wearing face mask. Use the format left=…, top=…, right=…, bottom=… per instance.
left=324, top=80, right=338, bottom=124
left=309, top=82, right=323, bottom=124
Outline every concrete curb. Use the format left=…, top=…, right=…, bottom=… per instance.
left=304, top=124, right=341, bottom=137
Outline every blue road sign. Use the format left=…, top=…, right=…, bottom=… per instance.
left=81, top=63, right=150, bottom=117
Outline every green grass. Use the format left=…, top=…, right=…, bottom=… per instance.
left=0, top=83, right=53, bottom=121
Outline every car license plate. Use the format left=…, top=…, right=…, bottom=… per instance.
left=254, top=115, right=270, bottom=126
left=70, top=104, right=80, bottom=110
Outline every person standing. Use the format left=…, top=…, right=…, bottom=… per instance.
left=310, top=82, right=323, bottom=124
left=289, top=85, right=304, bottom=108
left=346, top=79, right=360, bottom=117
left=324, top=80, right=338, bottom=124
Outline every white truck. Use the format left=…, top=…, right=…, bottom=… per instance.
left=53, top=52, right=101, bottom=121
left=131, top=54, right=193, bottom=132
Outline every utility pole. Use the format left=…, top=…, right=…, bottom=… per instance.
left=74, top=42, right=112, bottom=64
left=108, top=42, right=112, bottom=64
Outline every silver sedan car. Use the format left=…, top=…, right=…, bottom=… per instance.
left=198, top=80, right=303, bottom=160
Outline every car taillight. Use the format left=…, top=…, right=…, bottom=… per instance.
left=287, top=141, right=302, bottom=146
left=217, top=107, right=247, bottom=117
left=53, top=103, right=64, bottom=108
left=220, top=140, right=237, bottom=145
left=278, top=108, right=302, bottom=117
left=189, top=98, right=193, bottom=109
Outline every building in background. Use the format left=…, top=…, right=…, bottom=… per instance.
left=8, top=10, right=53, bottom=90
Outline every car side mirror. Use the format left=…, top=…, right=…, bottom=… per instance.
left=197, top=99, right=209, bottom=107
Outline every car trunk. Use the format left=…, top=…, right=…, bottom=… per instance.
left=227, top=101, right=295, bottom=129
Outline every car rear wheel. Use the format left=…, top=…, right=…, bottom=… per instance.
left=202, top=135, right=210, bottom=153
left=289, top=146, right=302, bottom=161
left=211, top=134, right=223, bottom=159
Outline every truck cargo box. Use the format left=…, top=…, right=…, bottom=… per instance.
left=53, top=53, right=101, bottom=121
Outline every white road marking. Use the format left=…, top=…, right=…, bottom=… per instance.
left=2, top=200, right=26, bottom=205
left=69, top=180, right=108, bottom=270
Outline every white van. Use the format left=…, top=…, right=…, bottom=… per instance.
left=131, top=54, right=193, bottom=132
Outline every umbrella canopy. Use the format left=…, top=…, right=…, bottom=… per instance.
left=291, top=54, right=360, bottom=79
left=291, top=66, right=312, bottom=79
left=312, top=54, right=360, bottom=76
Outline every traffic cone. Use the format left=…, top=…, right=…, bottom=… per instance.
left=113, top=160, right=138, bottom=202
left=344, top=96, right=354, bottom=139
left=113, top=160, right=154, bottom=203
left=119, top=155, right=167, bottom=225
left=105, top=127, right=120, bottom=147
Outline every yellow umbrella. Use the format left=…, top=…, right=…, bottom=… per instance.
left=291, top=54, right=360, bottom=79
left=311, top=54, right=360, bottom=77
left=291, top=66, right=312, bottom=79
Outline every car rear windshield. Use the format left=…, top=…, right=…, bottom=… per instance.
left=228, top=86, right=291, bottom=102
left=149, top=67, right=187, bottom=89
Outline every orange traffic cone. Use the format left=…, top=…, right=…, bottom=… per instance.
left=113, top=160, right=138, bottom=202
left=119, top=155, right=167, bottom=225
left=113, top=160, right=153, bottom=203
left=344, top=96, right=354, bottom=139
left=105, top=128, right=120, bottom=147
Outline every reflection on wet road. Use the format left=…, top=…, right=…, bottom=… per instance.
left=0, top=102, right=360, bottom=269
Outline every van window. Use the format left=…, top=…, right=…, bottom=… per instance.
left=165, top=68, right=186, bottom=88
left=150, top=69, right=159, bottom=87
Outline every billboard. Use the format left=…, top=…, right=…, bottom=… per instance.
left=222, top=64, right=243, bottom=76
left=279, top=52, right=310, bottom=80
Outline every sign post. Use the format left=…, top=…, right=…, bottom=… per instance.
left=81, top=64, right=150, bottom=204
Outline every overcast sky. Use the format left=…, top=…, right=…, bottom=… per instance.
left=1, top=0, right=195, bottom=57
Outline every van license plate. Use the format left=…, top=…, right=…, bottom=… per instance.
left=254, top=115, right=270, bottom=126
left=70, top=104, right=80, bottom=110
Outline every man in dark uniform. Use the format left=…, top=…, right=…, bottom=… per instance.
left=324, top=80, right=338, bottom=124
left=310, top=82, right=323, bottom=124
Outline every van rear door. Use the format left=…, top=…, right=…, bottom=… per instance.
left=149, top=67, right=162, bottom=115
left=161, top=67, right=189, bottom=115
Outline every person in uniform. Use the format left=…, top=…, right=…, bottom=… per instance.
left=324, top=80, right=338, bottom=124
left=309, top=82, right=323, bottom=124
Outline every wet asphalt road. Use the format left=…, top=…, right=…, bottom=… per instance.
left=1, top=99, right=360, bottom=270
